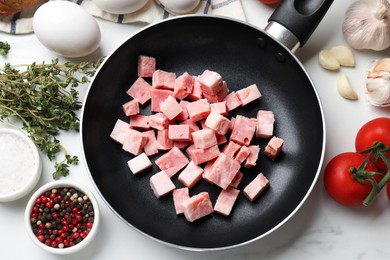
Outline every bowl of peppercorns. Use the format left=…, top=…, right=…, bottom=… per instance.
left=24, top=180, right=100, bottom=254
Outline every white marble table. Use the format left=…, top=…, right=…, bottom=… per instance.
left=1, top=1, right=390, bottom=259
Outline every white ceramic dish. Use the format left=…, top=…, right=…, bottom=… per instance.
left=24, top=180, right=100, bottom=254
left=0, top=128, right=42, bottom=202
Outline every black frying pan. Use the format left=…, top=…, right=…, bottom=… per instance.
left=81, top=0, right=332, bottom=250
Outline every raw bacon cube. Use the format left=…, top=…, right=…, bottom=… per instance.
left=235, top=145, right=251, bottom=164
left=256, top=110, right=275, bottom=138
left=149, top=113, right=169, bottom=130
left=160, top=95, right=183, bottom=120
left=152, top=69, right=176, bottom=90
left=156, top=129, right=174, bottom=150
left=122, top=99, right=140, bottom=116
left=222, top=141, right=242, bottom=158
left=150, top=170, right=176, bottom=198
left=126, top=77, right=152, bottom=105
left=173, top=72, right=194, bottom=100
left=186, top=99, right=211, bottom=122
left=202, top=159, right=216, bottom=183
left=155, top=146, right=189, bottom=177
left=236, top=84, right=262, bottom=106
left=178, top=161, right=204, bottom=188
left=202, top=82, right=228, bottom=103
left=214, top=187, right=240, bottom=216
left=224, top=91, right=242, bottom=112
left=187, top=76, right=203, bottom=101
left=180, top=119, right=200, bottom=132
left=198, top=69, right=223, bottom=95
left=122, top=128, right=148, bottom=156
left=191, top=128, right=218, bottom=149
left=204, top=111, right=231, bottom=136
left=216, top=133, right=227, bottom=145
left=186, top=144, right=220, bottom=165
left=137, top=55, right=156, bottom=78
left=243, top=173, right=269, bottom=202
left=244, top=145, right=260, bottom=168
left=173, top=188, right=190, bottom=215
left=127, top=153, right=152, bottom=174
left=110, top=119, right=132, bottom=145
left=175, top=100, right=190, bottom=121
left=168, top=124, right=192, bottom=142
left=129, top=115, right=150, bottom=130
left=264, top=136, right=284, bottom=160
left=182, top=192, right=214, bottom=222
left=230, top=115, right=256, bottom=146
left=142, top=130, right=159, bottom=156
left=150, top=89, right=174, bottom=112
left=173, top=141, right=192, bottom=150
left=229, top=171, right=243, bottom=188
left=210, top=101, right=227, bottom=116
left=208, top=153, right=240, bottom=189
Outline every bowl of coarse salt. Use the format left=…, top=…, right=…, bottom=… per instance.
left=0, top=128, right=42, bottom=202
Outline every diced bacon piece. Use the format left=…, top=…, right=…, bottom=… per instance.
left=127, top=153, right=152, bottom=174
left=110, top=119, right=132, bottom=145
left=216, top=133, right=227, bottom=145
left=150, top=89, right=174, bottom=112
left=222, top=141, right=242, bottom=158
left=256, top=110, right=275, bottom=138
left=243, top=173, right=269, bottom=202
left=204, top=111, right=231, bottom=135
left=156, top=129, right=173, bottom=150
left=230, top=115, right=256, bottom=146
left=187, top=144, right=220, bottom=165
left=224, top=91, right=242, bottom=112
left=198, top=70, right=223, bottom=95
left=168, top=124, right=192, bottom=142
left=180, top=119, right=200, bottom=132
left=264, top=136, right=284, bottom=160
left=202, top=82, right=228, bottom=103
left=149, top=113, right=169, bottom=130
left=187, top=76, right=203, bottom=101
left=142, top=130, right=159, bottom=156
left=186, top=99, right=210, bottom=122
left=175, top=100, right=190, bottom=121
left=235, top=145, right=251, bottom=164
left=150, top=170, right=176, bottom=198
left=191, top=128, right=217, bottom=149
left=208, top=153, right=241, bottom=189
left=173, top=188, right=190, bottom=215
left=229, top=171, right=243, bottom=188
left=244, top=145, right=260, bottom=168
left=210, top=101, right=227, bottom=116
left=236, top=84, right=262, bottom=106
left=126, top=77, right=152, bottom=105
left=160, top=95, right=183, bottom=120
left=173, top=141, right=192, bottom=150
left=129, top=115, right=150, bottom=130
left=137, top=55, right=156, bottom=78
left=214, top=187, right=240, bottom=216
left=178, top=161, right=204, bottom=188
left=152, top=69, right=176, bottom=90
left=155, top=146, right=189, bottom=177
left=202, top=159, right=216, bottom=183
left=122, top=129, right=148, bottom=156
left=182, top=192, right=214, bottom=222
left=173, top=72, right=194, bottom=100
left=230, top=117, right=236, bottom=131
left=122, top=99, right=140, bottom=116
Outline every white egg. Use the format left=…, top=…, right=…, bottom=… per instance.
left=33, top=1, right=101, bottom=58
left=91, top=0, right=149, bottom=14
left=157, top=0, right=200, bottom=14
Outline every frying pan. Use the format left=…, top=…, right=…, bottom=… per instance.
left=81, top=0, right=332, bottom=250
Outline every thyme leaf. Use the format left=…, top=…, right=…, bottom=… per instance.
left=0, top=41, right=10, bottom=57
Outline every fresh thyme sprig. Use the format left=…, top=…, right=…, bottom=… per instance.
left=0, top=58, right=103, bottom=179
left=0, top=41, right=10, bottom=57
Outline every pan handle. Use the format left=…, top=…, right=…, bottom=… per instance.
left=265, top=0, right=334, bottom=52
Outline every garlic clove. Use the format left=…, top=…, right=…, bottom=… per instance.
left=319, top=50, right=340, bottom=70
left=372, top=58, right=390, bottom=73
left=337, top=73, right=358, bottom=100
left=330, top=45, right=355, bottom=67
left=365, top=76, right=390, bottom=107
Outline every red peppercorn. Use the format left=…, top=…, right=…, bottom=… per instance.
left=37, top=235, right=45, bottom=242
left=50, top=193, right=56, bottom=200
left=41, top=196, right=48, bottom=204
left=46, top=201, right=53, bottom=209
left=73, top=232, right=80, bottom=239
left=86, top=222, right=93, bottom=229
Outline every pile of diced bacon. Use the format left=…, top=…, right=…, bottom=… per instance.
left=110, top=55, right=284, bottom=222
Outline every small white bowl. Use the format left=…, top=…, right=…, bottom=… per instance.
left=24, top=180, right=100, bottom=254
left=0, top=128, right=42, bottom=202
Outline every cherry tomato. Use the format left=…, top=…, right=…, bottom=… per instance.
left=324, top=152, right=379, bottom=207
left=355, top=117, right=390, bottom=173
left=259, top=0, right=282, bottom=4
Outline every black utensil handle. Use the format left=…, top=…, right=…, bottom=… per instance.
left=268, top=0, right=334, bottom=47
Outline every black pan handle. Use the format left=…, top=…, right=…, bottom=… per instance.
left=268, top=0, right=334, bottom=48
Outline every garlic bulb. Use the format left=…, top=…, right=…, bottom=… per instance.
left=365, top=58, right=390, bottom=106
left=342, top=0, right=390, bottom=51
